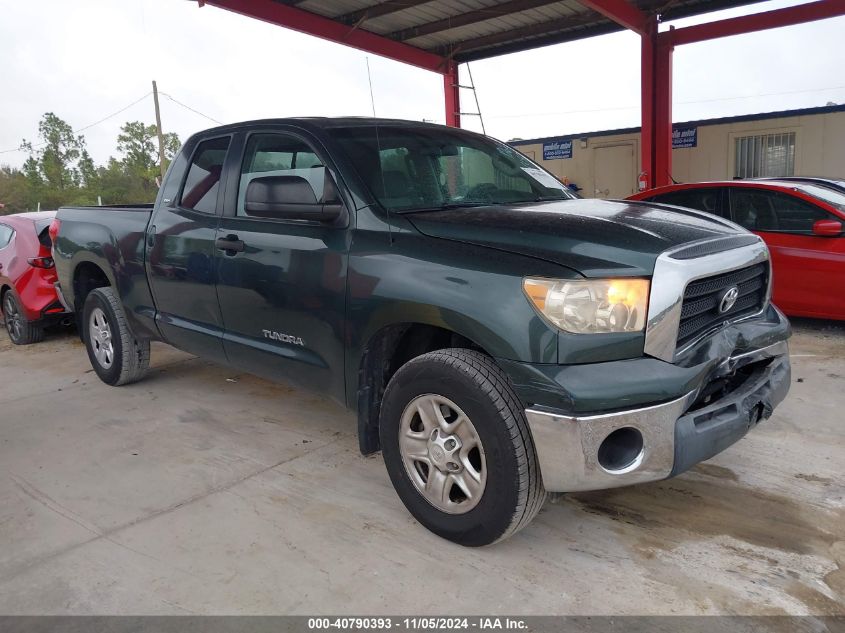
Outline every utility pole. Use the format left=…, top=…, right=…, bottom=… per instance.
left=152, top=80, right=167, bottom=181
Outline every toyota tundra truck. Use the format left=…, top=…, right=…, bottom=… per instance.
left=52, top=118, right=791, bottom=546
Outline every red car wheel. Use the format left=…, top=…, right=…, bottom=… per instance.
left=2, top=289, right=44, bottom=345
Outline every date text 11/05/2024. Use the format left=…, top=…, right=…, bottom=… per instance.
left=307, top=618, right=528, bottom=630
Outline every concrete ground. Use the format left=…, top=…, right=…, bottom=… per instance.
left=0, top=321, right=842, bottom=616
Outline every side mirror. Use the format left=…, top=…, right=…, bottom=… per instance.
left=812, top=218, right=843, bottom=236
left=245, top=174, right=343, bottom=222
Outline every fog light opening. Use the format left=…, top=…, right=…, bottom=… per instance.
left=597, top=427, right=644, bottom=473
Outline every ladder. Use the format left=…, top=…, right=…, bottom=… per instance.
left=456, top=64, right=486, bottom=135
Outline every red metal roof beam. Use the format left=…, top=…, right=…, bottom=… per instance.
left=578, top=0, right=650, bottom=35
left=667, top=0, right=845, bottom=46
left=200, top=0, right=449, bottom=73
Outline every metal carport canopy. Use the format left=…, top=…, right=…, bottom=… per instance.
left=198, top=0, right=845, bottom=189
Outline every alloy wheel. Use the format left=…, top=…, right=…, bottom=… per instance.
left=3, top=295, right=22, bottom=342
left=398, top=393, right=487, bottom=514
left=89, top=307, right=114, bottom=369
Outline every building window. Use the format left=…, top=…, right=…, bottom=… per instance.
left=734, top=132, right=795, bottom=179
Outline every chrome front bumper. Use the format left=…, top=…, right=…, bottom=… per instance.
left=525, top=340, right=790, bottom=493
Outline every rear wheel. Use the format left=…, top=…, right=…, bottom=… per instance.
left=82, top=287, right=150, bottom=386
left=380, top=349, right=546, bottom=546
left=2, top=289, right=44, bottom=345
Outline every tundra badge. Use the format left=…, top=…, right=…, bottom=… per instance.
left=262, top=330, right=305, bottom=346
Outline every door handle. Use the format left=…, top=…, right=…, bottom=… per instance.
left=215, top=234, right=245, bottom=253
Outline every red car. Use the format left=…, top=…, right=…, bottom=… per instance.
left=629, top=180, right=845, bottom=320
left=0, top=211, right=70, bottom=344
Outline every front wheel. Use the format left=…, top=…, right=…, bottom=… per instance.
left=380, top=349, right=546, bottom=546
left=82, top=287, right=150, bottom=386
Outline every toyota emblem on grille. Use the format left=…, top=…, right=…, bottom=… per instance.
left=718, top=286, right=740, bottom=314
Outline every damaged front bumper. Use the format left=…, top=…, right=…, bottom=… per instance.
left=506, top=304, right=792, bottom=493
left=524, top=340, right=790, bottom=492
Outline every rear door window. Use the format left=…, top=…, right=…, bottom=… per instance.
left=180, top=136, right=231, bottom=214
left=650, top=188, right=722, bottom=216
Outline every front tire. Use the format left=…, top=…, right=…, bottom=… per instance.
left=380, top=349, right=546, bottom=546
left=2, top=289, right=43, bottom=345
left=82, top=287, right=150, bottom=386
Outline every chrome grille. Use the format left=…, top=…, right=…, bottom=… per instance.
left=677, top=262, right=768, bottom=347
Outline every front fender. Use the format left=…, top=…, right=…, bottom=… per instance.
left=344, top=229, right=574, bottom=407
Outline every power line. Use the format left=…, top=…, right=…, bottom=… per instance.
left=0, top=89, right=224, bottom=159
left=159, top=92, right=224, bottom=125
left=75, top=92, right=152, bottom=134
left=0, top=92, right=152, bottom=154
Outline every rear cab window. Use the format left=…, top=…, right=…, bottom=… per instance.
left=180, top=136, right=231, bottom=214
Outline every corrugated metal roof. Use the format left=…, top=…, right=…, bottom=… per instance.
left=280, top=0, right=766, bottom=62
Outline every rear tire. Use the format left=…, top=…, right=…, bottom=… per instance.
left=380, top=349, right=546, bottom=546
left=2, top=289, right=44, bottom=345
left=82, top=287, right=150, bottom=386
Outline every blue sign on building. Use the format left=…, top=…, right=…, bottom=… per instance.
left=673, top=127, right=697, bottom=149
left=542, top=139, right=573, bottom=160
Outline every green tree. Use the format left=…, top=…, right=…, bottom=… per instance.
left=0, top=166, right=32, bottom=214
left=78, top=148, right=98, bottom=189
left=6, top=113, right=183, bottom=210
left=30, top=112, right=85, bottom=191
left=117, top=121, right=180, bottom=186
left=17, top=112, right=96, bottom=209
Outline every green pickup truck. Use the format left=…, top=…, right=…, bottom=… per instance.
left=52, top=118, right=791, bottom=546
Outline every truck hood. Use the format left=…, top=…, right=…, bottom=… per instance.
left=405, top=199, right=744, bottom=277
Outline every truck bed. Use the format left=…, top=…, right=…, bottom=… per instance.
left=54, top=203, right=158, bottom=339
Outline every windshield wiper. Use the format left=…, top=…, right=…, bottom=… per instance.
left=398, top=202, right=490, bottom=214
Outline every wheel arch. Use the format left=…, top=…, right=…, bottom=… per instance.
left=71, top=260, right=113, bottom=335
left=72, top=261, right=112, bottom=307
left=355, top=321, right=495, bottom=455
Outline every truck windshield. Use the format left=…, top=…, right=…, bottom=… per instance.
left=331, top=125, right=576, bottom=212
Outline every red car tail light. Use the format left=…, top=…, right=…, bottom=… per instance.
left=27, top=257, right=55, bottom=269
left=48, top=218, right=61, bottom=245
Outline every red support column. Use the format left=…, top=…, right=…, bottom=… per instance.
left=640, top=18, right=656, bottom=191
left=444, top=61, right=461, bottom=128
left=653, top=31, right=674, bottom=187
left=640, top=19, right=674, bottom=189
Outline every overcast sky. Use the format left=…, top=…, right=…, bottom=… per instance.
left=1, top=0, right=843, bottom=167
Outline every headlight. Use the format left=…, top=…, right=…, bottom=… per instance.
left=523, top=277, right=650, bottom=334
